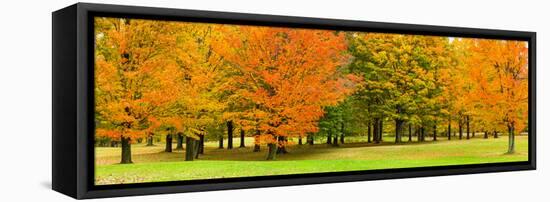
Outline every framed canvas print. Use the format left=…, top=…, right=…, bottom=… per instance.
left=52, top=3, right=536, bottom=199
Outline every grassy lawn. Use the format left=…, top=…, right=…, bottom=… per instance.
left=95, top=135, right=528, bottom=185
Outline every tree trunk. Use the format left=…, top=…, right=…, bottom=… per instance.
left=327, top=130, right=332, bottom=144
left=266, top=143, right=277, bottom=160
left=466, top=115, right=470, bottom=140
left=373, top=119, right=380, bottom=143
left=493, top=130, right=499, bottom=138
left=146, top=133, right=154, bottom=146
left=165, top=134, right=173, bottom=152
left=194, top=139, right=200, bottom=159
left=253, top=131, right=260, bottom=152
left=199, top=135, right=204, bottom=154
left=367, top=123, right=372, bottom=143
left=239, top=129, right=246, bottom=148
left=340, top=122, right=345, bottom=144
left=227, top=121, right=233, bottom=149
left=408, top=123, right=412, bottom=142
left=420, top=126, right=425, bottom=142
left=332, top=134, right=338, bottom=146
left=175, top=133, right=184, bottom=150
left=507, top=124, right=515, bottom=154
left=120, top=136, right=132, bottom=164
left=447, top=122, right=451, bottom=140
left=308, top=134, right=315, bottom=145
left=459, top=122, right=463, bottom=140
left=484, top=131, right=488, bottom=139
left=277, top=136, right=288, bottom=154
left=218, top=136, right=224, bottom=149
left=185, top=137, right=194, bottom=161
left=395, top=119, right=403, bottom=143
left=298, top=137, right=303, bottom=145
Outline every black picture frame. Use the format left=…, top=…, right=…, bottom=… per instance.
left=52, top=2, right=536, bottom=199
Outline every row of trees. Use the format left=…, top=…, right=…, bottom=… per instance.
left=94, top=17, right=528, bottom=164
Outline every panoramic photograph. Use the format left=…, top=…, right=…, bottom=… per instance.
left=93, top=17, right=529, bottom=185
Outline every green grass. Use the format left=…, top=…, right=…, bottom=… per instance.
left=95, top=135, right=528, bottom=185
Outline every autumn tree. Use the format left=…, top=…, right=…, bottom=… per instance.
left=213, top=26, right=359, bottom=160
left=94, top=18, right=180, bottom=163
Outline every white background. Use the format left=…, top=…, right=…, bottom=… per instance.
left=0, top=0, right=547, bottom=201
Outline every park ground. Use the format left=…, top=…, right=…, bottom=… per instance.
left=95, top=135, right=528, bottom=185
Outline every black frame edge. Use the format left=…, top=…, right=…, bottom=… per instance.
left=52, top=4, right=78, bottom=199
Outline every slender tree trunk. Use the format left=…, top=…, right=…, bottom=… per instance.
left=298, top=137, right=303, bottom=145
left=165, top=134, right=173, bottom=152
left=327, top=130, right=332, bottom=144
left=340, top=122, right=345, bottom=144
left=193, top=139, right=200, bottom=159
left=199, top=135, right=204, bottom=154
left=239, top=129, right=245, bottom=148
left=420, top=126, right=425, bottom=142
left=266, top=142, right=277, bottom=160
left=120, top=136, right=132, bottom=164
left=408, top=123, right=412, bottom=142
left=185, top=137, right=194, bottom=161
left=493, top=130, right=499, bottom=138
left=466, top=116, right=470, bottom=140
left=218, top=136, right=223, bottom=149
left=507, top=124, right=515, bottom=154
left=175, top=133, right=184, bottom=150
left=227, top=121, right=233, bottom=149
left=447, top=121, right=451, bottom=140
left=373, top=120, right=379, bottom=143
left=146, top=133, right=154, bottom=146
left=308, top=134, right=315, bottom=145
left=253, top=130, right=260, bottom=152
left=433, top=124, right=437, bottom=141
left=484, top=131, right=488, bottom=139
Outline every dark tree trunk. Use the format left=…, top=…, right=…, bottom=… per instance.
left=466, top=115, right=470, bottom=140
left=373, top=119, right=380, bottom=143
left=308, top=134, right=315, bottom=145
left=193, top=139, right=200, bottom=159
left=340, top=122, right=345, bottom=144
left=277, top=136, right=288, bottom=154
left=266, top=143, right=277, bottom=160
left=395, top=119, right=403, bottom=143
left=332, top=135, right=338, bottom=146
left=507, top=124, right=515, bottom=154
left=120, top=136, right=132, bottom=164
left=298, top=137, right=303, bottom=145
left=239, top=129, right=246, bottom=148
left=218, top=136, right=224, bottom=149
left=367, top=123, right=372, bottom=143
left=146, top=133, right=154, bottom=146
left=420, top=127, right=425, bottom=142
left=327, top=130, right=332, bottom=144
left=253, top=130, right=261, bottom=152
left=494, top=130, right=499, bottom=138
left=433, top=124, right=437, bottom=141
left=484, top=131, right=488, bottom=139
left=165, top=134, right=173, bottom=152
left=185, top=137, right=195, bottom=161
left=408, top=123, right=412, bottom=142
left=199, top=135, right=204, bottom=154
left=175, top=133, right=184, bottom=150
left=227, top=121, right=233, bottom=149
left=447, top=122, right=451, bottom=140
